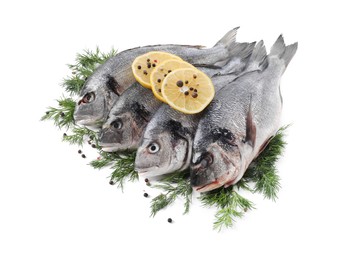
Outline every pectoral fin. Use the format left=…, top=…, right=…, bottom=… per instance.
left=245, top=107, right=256, bottom=148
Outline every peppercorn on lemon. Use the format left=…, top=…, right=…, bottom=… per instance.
left=150, top=59, right=195, bottom=103
left=161, top=68, right=215, bottom=114
left=132, top=52, right=182, bottom=88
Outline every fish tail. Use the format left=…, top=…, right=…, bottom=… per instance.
left=282, top=42, right=298, bottom=68
left=213, top=27, right=246, bottom=66
left=245, top=40, right=268, bottom=72
left=214, top=27, right=239, bottom=48
left=218, top=41, right=256, bottom=74
left=229, top=42, right=256, bottom=61
left=270, top=35, right=298, bottom=70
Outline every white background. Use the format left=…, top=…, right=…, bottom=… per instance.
left=1, top=0, right=346, bottom=259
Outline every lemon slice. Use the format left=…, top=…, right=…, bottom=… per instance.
left=161, top=68, right=215, bottom=114
left=150, top=59, right=195, bottom=102
left=132, top=51, right=182, bottom=88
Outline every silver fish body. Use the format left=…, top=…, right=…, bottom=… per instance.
left=74, top=28, right=240, bottom=129
left=190, top=36, right=298, bottom=192
left=134, top=42, right=258, bottom=177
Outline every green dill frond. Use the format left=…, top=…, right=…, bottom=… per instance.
left=254, top=169, right=281, bottom=200
left=89, top=150, right=126, bottom=169
left=63, top=75, right=85, bottom=96
left=76, top=47, right=116, bottom=68
left=150, top=170, right=192, bottom=216
left=200, top=187, right=234, bottom=208
left=150, top=193, right=176, bottom=217
left=108, top=152, right=138, bottom=191
left=90, top=151, right=138, bottom=189
left=200, top=187, right=255, bottom=231
left=253, top=127, right=287, bottom=171
left=243, top=126, right=287, bottom=200
left=62, top=126, right=96, bottom=146
left=213, top=207, right=242, bottom=231
left=89, top=156, right=113, bottom=169
left=41, top=97, right=75, bottom=129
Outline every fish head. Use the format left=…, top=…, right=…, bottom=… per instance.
left=190, top=127, right=244, bottom=192
left=135, top=122, right=189, bottom=177
left=99, top=92, right=152, bottom=152
left=99, top=110, right=143, bottom=152
left=74, top=73, right=119, bottom=128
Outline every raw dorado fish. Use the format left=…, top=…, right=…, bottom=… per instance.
left=190, top=36, right=297, bottom=192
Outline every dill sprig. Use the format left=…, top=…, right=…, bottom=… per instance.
left=109, top=152, right=138, bottom=191
left=243, top=126, right=287, bottom=200
left=62, top=127, right=97, bottom=146
left=200, top=187, right=255, bottom=231
left=90, top=151, right=138, bottom=191
left=41, top=97, right=75, bottom=129
left=150, top=171, right=192, bottom=216
left=89, top=150, right=119, bottom=169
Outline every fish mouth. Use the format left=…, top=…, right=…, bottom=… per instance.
left=74, top=118, right=94, bottom=126
left=99, top=142, right=120, bottom=152
left=135, top=166, right=161, bottom=176
left=194, top=171, right=238, bottom=193
left=195, top=180, right=222, bottom=193
left=74, top=117, right=103, bottom=129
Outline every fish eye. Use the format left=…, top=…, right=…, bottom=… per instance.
left=81, top=92, right=95, bottom=104
left=147, top=142, right=160, bottom=154
left=111, top=119, right=123, bottom=129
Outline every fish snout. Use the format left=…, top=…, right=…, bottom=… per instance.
left=190, top=152, right=214, bottom=187
left=134, top=148, right=149, bottom=174
left=134, top=146, right=144, bottom=163
left=99, top=127, right=121, bottom=146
